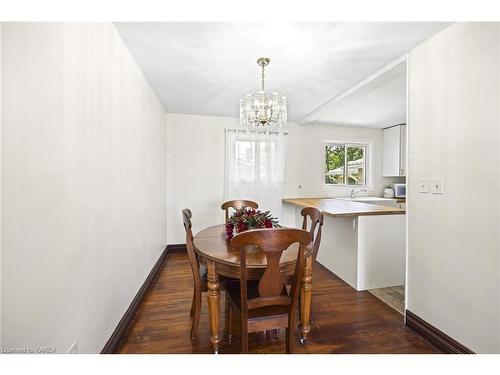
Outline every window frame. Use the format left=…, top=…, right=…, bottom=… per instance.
left=323, top=140, right=373, bottom=189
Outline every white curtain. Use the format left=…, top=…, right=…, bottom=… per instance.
left=224, top=129, right=287, bottom=221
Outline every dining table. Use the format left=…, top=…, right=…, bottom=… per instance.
left=193, top=224, right=314, bottom=354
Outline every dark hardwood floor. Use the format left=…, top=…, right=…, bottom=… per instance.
left=117, top=253, right=440, bottom=354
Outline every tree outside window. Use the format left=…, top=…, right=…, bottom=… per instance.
left=325, top=143, right=366, bottom=185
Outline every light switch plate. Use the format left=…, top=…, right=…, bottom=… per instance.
left=430, top=178, right=444, bottom=194
left=417, top=178, right=429, bottom=193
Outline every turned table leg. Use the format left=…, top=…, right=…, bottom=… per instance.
left=299, top=255, right=312, bottom=344
left=206, top=260, right=221, bottom=354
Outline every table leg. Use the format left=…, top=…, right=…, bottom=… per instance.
left=299, top=255, right=312, bottom=344
left=206, top=260, right=221, bottom=354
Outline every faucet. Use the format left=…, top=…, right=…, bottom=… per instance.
left=350, top=187, right=367, bottom=198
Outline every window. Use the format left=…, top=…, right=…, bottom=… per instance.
left=225, top=130, right=286, bottom=220
left=234, top=140, right=256, bottom=182
left=234, top=140, right=278, bottom=182
left=325, top=143, right=367, bottom=186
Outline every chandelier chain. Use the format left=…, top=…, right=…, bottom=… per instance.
left=261, top=64, right=265, bottom=91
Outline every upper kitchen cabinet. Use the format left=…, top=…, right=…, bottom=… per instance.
left=382, top=124, right=406, bottom=176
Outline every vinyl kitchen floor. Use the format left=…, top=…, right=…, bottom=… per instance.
left=368, top=286, right=405, bottom=315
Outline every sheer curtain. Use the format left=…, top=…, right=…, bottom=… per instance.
left=224, top=129, right=287, bottom=221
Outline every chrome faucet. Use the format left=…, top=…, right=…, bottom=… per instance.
left=350, top=187, right=367, bottom=198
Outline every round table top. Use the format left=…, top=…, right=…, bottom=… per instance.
left=193, top=224, right=311, bottom=269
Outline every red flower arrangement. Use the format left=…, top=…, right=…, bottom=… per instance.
left=225, top=207, right=280, bottom=240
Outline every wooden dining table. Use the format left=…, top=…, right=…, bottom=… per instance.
left=193, top=224, right=314, bottom=354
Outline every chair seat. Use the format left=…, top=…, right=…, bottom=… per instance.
left=225, top=281, right=289, bottom=319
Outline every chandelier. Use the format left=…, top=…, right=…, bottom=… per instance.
left=240, top=57, right=287, bottom=131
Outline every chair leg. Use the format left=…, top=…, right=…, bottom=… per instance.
left=190, top=288, right=202, bottom=341
left=286, top=327, right=292, bottom=354
left=297, top=292, right=302, bottom=321
left=286, top=314, right=295, bottom=354
left=241, top=323, right=248, bottom=353
left=299, top=287, right=316, bottom=325
left=224, top=293, right=233, bottom=343
left=190, top=289, right=196, bottom=317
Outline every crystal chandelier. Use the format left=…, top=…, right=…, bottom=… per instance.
left=240, top=57, right=287, bottom=131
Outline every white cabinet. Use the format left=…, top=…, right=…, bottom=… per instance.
left=382, top=124, right=406, bottom=177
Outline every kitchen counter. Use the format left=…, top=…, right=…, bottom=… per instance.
left=282, top=197, right=405, bottom=217
left=282, top=197, right=406, bottom=291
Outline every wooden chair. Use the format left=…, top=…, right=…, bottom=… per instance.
left=281, top=207, right=324, bottom=329
left=300, top=207, right=324, bottom=262
left=299, top=207, right=324, bottom=324
left=221, top=200, right=258, bottom=222
left=182, top=208, right=233, bottom=341
left=225, top=228, right=312, bottom=353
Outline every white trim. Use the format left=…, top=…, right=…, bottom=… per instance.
left=404, top=52, right=410, bottom=321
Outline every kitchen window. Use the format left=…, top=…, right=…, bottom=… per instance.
left=325, top=143, right=368, bottom=186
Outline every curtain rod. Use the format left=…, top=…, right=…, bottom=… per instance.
left=225, top=128, right=288, bottom=135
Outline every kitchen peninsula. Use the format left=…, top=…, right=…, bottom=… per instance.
left=282, top=198, right=406, bottom=291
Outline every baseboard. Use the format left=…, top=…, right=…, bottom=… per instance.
left=101, top=245, right=169, bottom=354
left=166, top=243, right=187, bottom=253
left=405, top=310, right=474, bottom=354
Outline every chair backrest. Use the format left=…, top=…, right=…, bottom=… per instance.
left=181, top=208, right=202, bottom=290
left=221, top=200, right=258, bottom=222
left=230, top=228, right=312, bottom=316
left=300, top=207, right=324, bottom=261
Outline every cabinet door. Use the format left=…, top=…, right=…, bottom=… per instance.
left=399, top=125, right=406, bottom=176
left=382, top=126, right=401, bottom=176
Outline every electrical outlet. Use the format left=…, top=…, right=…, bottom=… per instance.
left=417, top=178, right=429, bottom=193
left=67, top=340, right=78, bottom=354
left=430, top=178, right=444, bottom=194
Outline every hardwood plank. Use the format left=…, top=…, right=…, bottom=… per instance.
left=116, top=253, right=440, bottom=354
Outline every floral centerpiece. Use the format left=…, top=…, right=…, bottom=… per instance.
left=225, top=207, right=280, bottom=240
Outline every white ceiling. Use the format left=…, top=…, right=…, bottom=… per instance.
left=114, top=22, right=450, bottom=126
left=310, top=60, right=408, bottom=128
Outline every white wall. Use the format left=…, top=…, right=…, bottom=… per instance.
left=284, top=122, right=401, bottom=199
left=166, top=113, right=399, bottom=244
left=166, top=113, right=235, bottom=244
left=407, top=22, right=500, bottom=353
left=1, top=23, right=167, bottom=353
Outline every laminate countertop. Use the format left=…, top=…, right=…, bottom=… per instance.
left=283, top=198, right=405, bottom=217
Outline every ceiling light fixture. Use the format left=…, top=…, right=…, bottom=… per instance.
left=240, top=57, right=287, bottom=131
